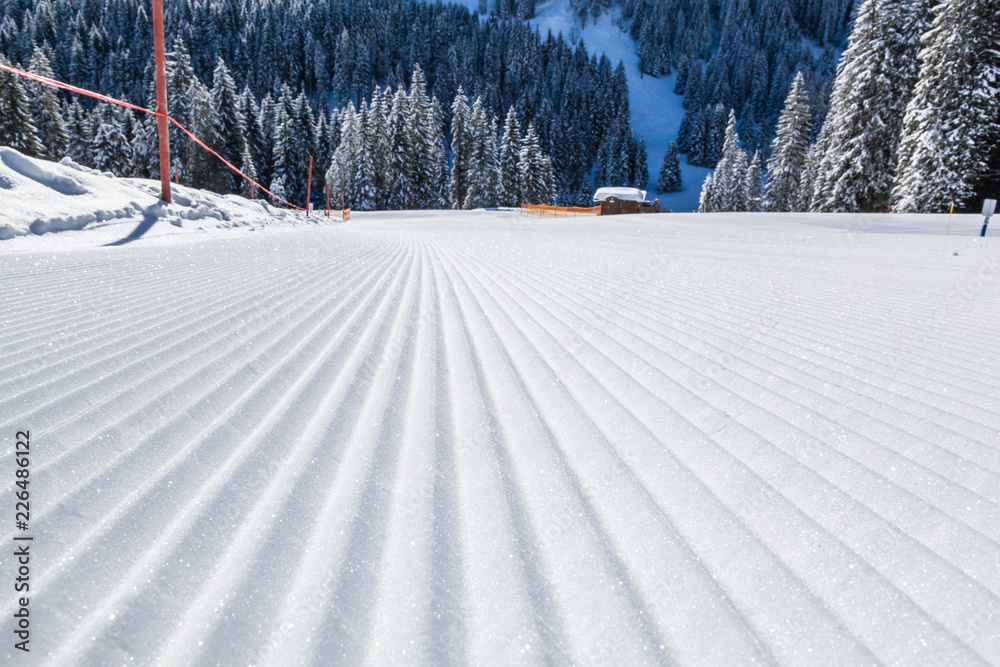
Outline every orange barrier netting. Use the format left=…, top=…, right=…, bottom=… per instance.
left=521, top=203, right=601, bottom=217
left=0, top=63, right=305, bottom=211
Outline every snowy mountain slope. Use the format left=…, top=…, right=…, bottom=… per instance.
left=2, top=200, right=1000, bottom=664
left=530, top=0, right=713, bottom=211
left=0, top=147, right=314, bottom=243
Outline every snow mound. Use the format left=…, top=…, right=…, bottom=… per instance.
left=0, top=147, right=310, bottom=243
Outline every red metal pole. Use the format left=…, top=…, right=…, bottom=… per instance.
left=306, top=156, right=313, bottom=216
left=325, top=182, right=330, bottom=217
left=152, top=0, right=171, bottom=204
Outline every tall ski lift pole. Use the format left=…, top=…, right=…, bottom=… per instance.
left=152, top=0, right=171, bottom=203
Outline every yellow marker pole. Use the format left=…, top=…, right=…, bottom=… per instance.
left=946, top=201, right=954, bottom=235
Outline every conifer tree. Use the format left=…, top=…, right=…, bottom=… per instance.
left=519, top=123, right=549, bottom=204
left=327, top=102, right=368, bottom=209
left=744, top=150, right=764, bottom=212
left=427, top=96, right=449, bottom=209
left=209, top=58, right=248, bottom=193
left=893, top=0, right=1000, bottom=211
left=539, top=153, right=556, bottom=204
left=90, top=105, right=132, bottom=176
left=131, top=114, right=160, bottom=179
left=449, top=88, right=472, bottom=208
left=240, top=87, right=270, bottom=188
left=698, top=174, right=713, bottom=212
left=464, top=101, right=499, bottom=209
left=166, top=37, right=195, bottom=175
left=708, top=110, right=748, bottom=211
left=405, top=65, right=434, bottom=208
left=657, top=141, right=682, bottom=193
left=632, top=137, right=649, bottom=190
left=384, top=87, right=411, bottom=209
left=64, top=99, right=92, bottom=165
left=811, top=0, right=924, bottom=211
left=184, top=78, right=217, bottom=188
left=0, top=55, right=45, bottom=158
left=798, top=139, right=823, bottom=211
left=240, top=144, right=259, bottom=200
left=366, top=88, right=389, bottom=204
left=28, top=47, right=68, bottom=160
left=765, top=73, right=812, bottom=211
left=498, top=106, right=522, bottom=206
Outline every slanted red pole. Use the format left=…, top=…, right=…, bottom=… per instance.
left=306, top=156, right=313, bottom=216
left=152, top=0, right=171, bottom=204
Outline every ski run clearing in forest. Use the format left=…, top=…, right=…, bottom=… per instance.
left=2, top=196, right=1000, bottom=664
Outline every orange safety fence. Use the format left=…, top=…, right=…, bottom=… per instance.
left=520, top=203, right=601, bottom=217
left=0, top=62, right=305, bottom=211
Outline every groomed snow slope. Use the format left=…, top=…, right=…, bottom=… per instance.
left=2, top=208, right=1000, bottom=666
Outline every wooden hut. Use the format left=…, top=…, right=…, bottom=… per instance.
left=592, top=187, right=661, bottom=214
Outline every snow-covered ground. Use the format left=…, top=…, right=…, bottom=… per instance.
left=2, top=177, right=1000, bottom=664
left=530, top=0, right=712, bottom=211
left=0, top=147, right=309, bottom=244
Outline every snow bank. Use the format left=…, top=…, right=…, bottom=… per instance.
left=0, top=147, right=309, bottom=242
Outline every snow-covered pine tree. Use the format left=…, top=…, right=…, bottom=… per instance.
left=498, top=106, right=522, bottom=206
left=745, top=150, right=764, bottom=212
left=707, top=110, right=748, bottom=211
left=240, top=144, right=259, bottom=200
left=798, top=138, right=823, bottom=211
left=27, top=47, right=68, bottom=160
left=698, top=174, right=713, bottom=212
left=519, top=123, right=552, bottom=205
left=269, top=176, right=287, bottom=207
left=684, top=107, right=709, bottom=166
left=293, top=92, right=318, bottom=202
left=405, top=65, right=433, bottom=209
left=209, top=58, right=248, bottom=194
left=764, top=72, right=812, bottom=211
left=239, top=87, right=270, bottom=188
left=130, top=114, right=159, bottom=179
left=0, top=55, right=45, bottom=158
left=632, top=137, right=649, bottom=190
left=64, top=99, right=92, bottom=165
left=449, top=88, right=472, bottom=209
left=365, top=87, right=388, bottom=205
left=464, top=99, right=499, bottom=209
left=270, top=85, right=316, bottom=206
left=893, top=0, right=1000, bottom=212
left=354, top=102, right=378, bottom=210
left=184, top=77, right=217, bottom=188
left=657, top=142, right=682, bottom=193
left=90, top=105, right=132, bottom=176
left=811, top=0, right=925, bottom=212
left=539, top=153, right=556, bottom=204
left=427, top=96, right=449, bottom=209
left=165, top=37, right=195, bottom=176
left=384, top=87, right=412, bottom=210
left=327, top=102, right=368, bottom=209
